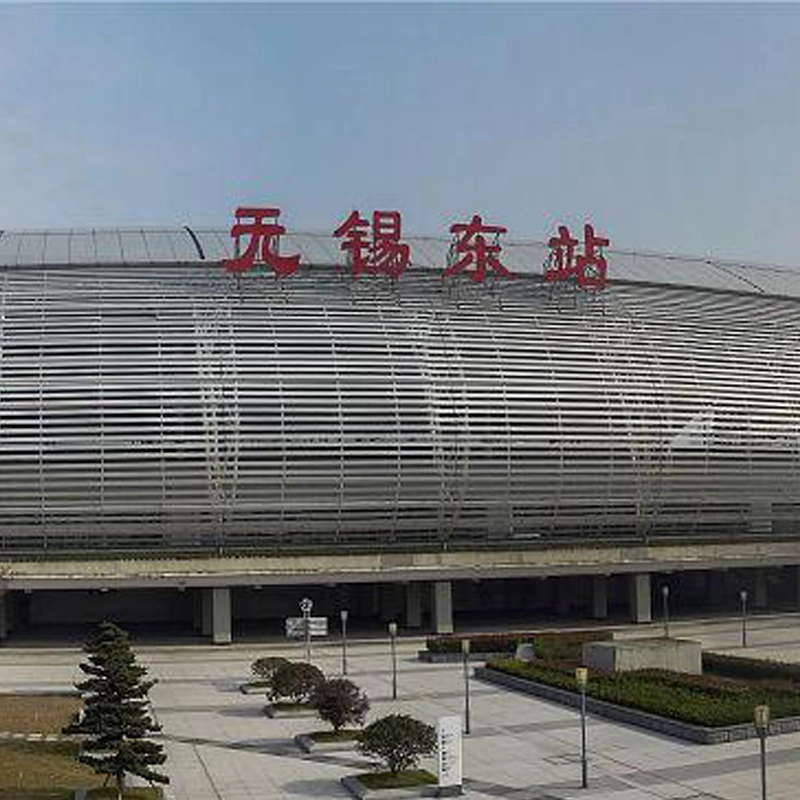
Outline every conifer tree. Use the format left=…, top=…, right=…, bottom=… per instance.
left=65, top=622, right=169, bottom=800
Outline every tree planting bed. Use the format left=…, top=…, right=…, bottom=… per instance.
left=477, top=654, right=800, bottom=744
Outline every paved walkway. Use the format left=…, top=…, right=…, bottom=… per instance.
left=1, top=614, right=799, bottom=800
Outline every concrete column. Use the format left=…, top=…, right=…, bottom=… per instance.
left=591, top=576, right=609, bottom=619
left=201, top=589, right=213, bottom=637
left=629, top=573, right=652, bottom=624
left=211, top=587, right=232, bottom=645
left=405, top=583, right=422, bottom=628
left=755, top=569, right=768, bottom=610
left=0, top=593, right=8, bottom=642
left=796, top=566, right=800, bottom=607
left=191, top=590, right=203, bottom=632
left=432, top=581, right=453, bottom=634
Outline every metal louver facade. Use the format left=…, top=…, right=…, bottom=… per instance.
left=1, top=229, right=800, bottom=557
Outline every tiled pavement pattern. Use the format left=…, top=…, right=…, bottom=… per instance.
left=1, top=614, right=799, bottom=800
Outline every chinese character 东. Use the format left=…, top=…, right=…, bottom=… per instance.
left=222, top=207, right=300, bottom=277
left=444, top=214, right=512, bottom=283
left=333, top=210, right=410, bottom=278
left=545, top=223, right=609, bottom=290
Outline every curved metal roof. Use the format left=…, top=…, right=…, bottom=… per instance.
left=2, top=226, right=800, bottom=300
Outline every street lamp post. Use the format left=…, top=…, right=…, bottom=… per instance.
left=576, top=667, right=588, bottom=789
left=340, top=609, right=349, bottom=675
left=755, top=704, right=769, bottom=800
left=740, top=589, right=748, bottom=648
left=388, top=622, right=398, bottom=700
left=661, top=585, right=670, bottom=639
left=299, top=597, right=313, bottom=662
left=462, top=638, right=471, bottom=735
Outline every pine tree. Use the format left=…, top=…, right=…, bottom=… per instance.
left=65, top=622, right=169, bottom=800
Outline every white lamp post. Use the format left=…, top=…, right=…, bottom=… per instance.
left=576, top=667, right=588, bottom=789
left=388, top=621, right=398, bottom=700
left=740, top=589, right=748, bottom=648
left=755, top=704, right=770, bottom=800
left=340, top=609, right=349, bottom=675
left=299, top=597, right=313, bottom=661
left=462, top=638, right=471, bottom=734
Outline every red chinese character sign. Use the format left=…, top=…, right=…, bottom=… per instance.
left=333, top=210, right=410, bottom=278
left=545, top=223, right=609, bottom=290
left=444, top=214, right=512, bottom=283
left=222, top=207, right=300, bottom=277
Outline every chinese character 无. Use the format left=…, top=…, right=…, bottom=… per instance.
left=444, top=214, right=512, bottom=283
left=222, top=207, right=300, bottom=277
left=333, top=210, right=410, bottom=279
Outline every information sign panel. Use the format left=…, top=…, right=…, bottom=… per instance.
left=437, top=715, right=463, bottom=793
left=285, top=617, right=328, bottom=638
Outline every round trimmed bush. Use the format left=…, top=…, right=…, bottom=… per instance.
left=312, top=678, right=369, bottom=731
left=357, top=714, right=436, bottom=775
left=271, top=662, right=325, bottom=703
left=251, top=656, right=290, bottom=681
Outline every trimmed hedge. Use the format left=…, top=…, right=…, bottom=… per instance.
left=704, top=652, right=800, bottom=685
left=487, top=658, right=800, bottom=727
left=425, top=630, right=612, bottom=658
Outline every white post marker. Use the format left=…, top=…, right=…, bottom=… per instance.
left=437, top=715, right=463, bottom=796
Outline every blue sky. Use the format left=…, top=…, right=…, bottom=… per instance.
left=1, top=3, right=799, bottom=265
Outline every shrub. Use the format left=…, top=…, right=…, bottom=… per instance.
left=487, top=658, right=800, bottom=727
left=425, top=630, right=612, bottom=657
left=703, top=652, right=800, bottom=685
left=358, top=714, right=436, bottom=776
left=251, top=656, right=290, bottom=682
left=271, top=662, right=324, bottom=704
left=313, top=678, right=370, bottom=731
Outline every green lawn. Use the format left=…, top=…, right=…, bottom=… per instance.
left=357, top=770, right=437, bottom=789
left=0, top=695, right=81, bottom=735
left=0, top=740, right=101, bottom=798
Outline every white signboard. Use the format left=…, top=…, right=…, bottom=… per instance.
left=285, top=616, right=328, bottom=638
left=437, top=715, right=463, bottom=791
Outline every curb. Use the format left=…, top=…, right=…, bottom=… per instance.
left=341, top=775, right=439, bottom=800
left=294, top=733, right=360, bottom=753
left=0, top=731, right=79, bottom=742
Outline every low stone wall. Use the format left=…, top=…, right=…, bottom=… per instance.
left=475, top=666, right=800, bottom=744
left=584, top=638, right=701, bottom=675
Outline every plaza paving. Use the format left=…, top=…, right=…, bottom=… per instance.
left=1, top=614, right=800, bottom=800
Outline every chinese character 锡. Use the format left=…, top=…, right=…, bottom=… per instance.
left=222, top=207, right=300, bottom=277
left=545, top=223, right=609, bottom=290
left=444, top=214, right=512, bottom=283
left=333, top=210, right=410, bottom=279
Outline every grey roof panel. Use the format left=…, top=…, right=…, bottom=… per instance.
left=191, top=229, right=230, bottom=262
left=118, top=230, right=151, bottom=263
left=94, top=230, right=124, bottom=263
left=2, top=226, right=800, bottom=301
left=16, top=232, right=47, bottom=265
left=68, top=231, right=97, bottom=265
left=42, top=231, right=71, bottom=265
